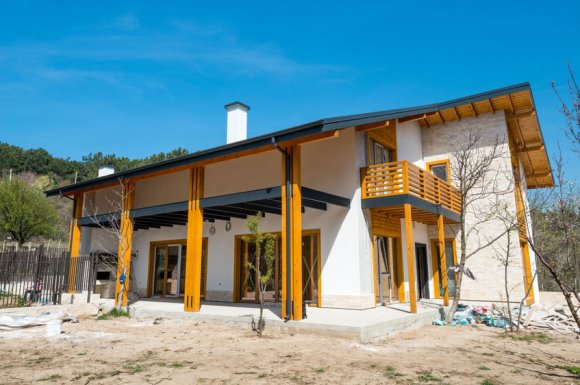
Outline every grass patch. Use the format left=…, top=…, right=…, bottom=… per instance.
left=258, top=373, right=268, bottom=378
left=499, top=331, right=553, bottom=344
left=123, top=363, right=144, bottom=373
left=384, top=366, right=404, bottom=379
left=38, top=374, right=62, bottom=382
left=97, top=308, right=129, bottom=320
left=481, top=352, right=494, bottom=357
left=478, top=366, right=491, bottom=371
left=313, top=367, right=325, bottom=373
left=417, top=371, right=442, bottom=382
left=557, top=365, right=580, bottom=377
left=170, top=362, right=183, bottom=369
left=480, top=380, right=496, bottom=385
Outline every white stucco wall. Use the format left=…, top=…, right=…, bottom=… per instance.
left=134, top=171, right=188, bottom=209
left=397, top=121, right=425, bottom=169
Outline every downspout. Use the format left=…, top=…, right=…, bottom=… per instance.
left=272, top=137, right=292, bottom=322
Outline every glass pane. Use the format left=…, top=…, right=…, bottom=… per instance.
left=167, top=246, right=179, bottom=295
left=179, top=245, right=187, bottom=296
left=154, top=247, right=166, bottom=296
left=431, top=164, right=448, bottom=181
left=373, top=142, right=386, bottom=165
left=436, top=241, right=456, bottom=297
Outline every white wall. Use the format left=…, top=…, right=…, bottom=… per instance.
left=397, top=121, right=425, bottom=168
left=134, top=171, right=188, bottom=209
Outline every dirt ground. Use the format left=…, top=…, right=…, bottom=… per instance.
left=0, top=314, right=578, bottom=385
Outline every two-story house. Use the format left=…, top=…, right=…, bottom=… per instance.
left=46, top=82, right=552, bottom=320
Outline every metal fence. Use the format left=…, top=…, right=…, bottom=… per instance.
left=0, top=247, right=100, bottom=308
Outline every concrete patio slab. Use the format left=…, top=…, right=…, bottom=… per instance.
left=100, top=298, right=443, bottom=342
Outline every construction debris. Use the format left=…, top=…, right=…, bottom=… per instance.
left=444, top=302, right=579, bottom=334
left=0, top=311, right=77, bottom=330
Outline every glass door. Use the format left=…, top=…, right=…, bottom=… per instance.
left=153, top=244, right=181, bottom=297
left=302, top=233, right=320, bottom=306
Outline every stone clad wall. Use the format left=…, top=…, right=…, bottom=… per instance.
left=422, top=111, right=527, bottom=302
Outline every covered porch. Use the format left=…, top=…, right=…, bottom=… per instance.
left=361, top=160, right=461, bottom=313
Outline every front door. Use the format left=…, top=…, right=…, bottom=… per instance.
left=153, top=244, right=182, bottom=297
left=415, top=243, right=430, bottom=299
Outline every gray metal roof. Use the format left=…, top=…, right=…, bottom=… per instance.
left=45, top=82, right=533, bottom=197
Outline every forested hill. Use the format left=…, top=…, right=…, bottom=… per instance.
left=0, top=142, right=189, bottom=187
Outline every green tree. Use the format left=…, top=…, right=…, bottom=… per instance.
left=0, top=179, right=59, bottom=245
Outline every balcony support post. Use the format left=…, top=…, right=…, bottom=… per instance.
left=404, top=204, right=417, bottom=313
left=437, top=214, right=449, bottom=306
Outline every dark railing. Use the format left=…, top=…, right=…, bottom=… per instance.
left=0, top=247, right=99, bottom=308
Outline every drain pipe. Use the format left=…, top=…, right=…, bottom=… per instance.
left=272, top=137, right=292, bottom=322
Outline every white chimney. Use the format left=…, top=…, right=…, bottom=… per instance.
left=98, top=165, right=115, bottom=177
left=225, top=101, right=249, bottom=144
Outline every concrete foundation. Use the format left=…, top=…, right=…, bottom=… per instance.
left=100, top=299, right=442, bottom=342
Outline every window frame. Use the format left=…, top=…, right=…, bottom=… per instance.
left=426, top=159, right=451, bottom=183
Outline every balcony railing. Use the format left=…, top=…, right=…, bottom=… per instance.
left=361, top=160, right=461, bottom=214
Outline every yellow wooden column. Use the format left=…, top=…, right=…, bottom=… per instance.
left=281, top=149, right=289, bottom=319
left=437, top=215, right=449, bottom=306
left=404, top=204, right=417, bottom=313
left=115, top=181, right=135, bottom=307
left=68, top=193, right=84, bottom=292
left=281, top=145, right=303, bottom=320
left=184, top=167, right=205, bottom=312
left=291, top=145, right=303, bottom=320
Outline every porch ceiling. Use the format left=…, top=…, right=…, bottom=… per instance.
left=77, top=186, right=350, bottom=231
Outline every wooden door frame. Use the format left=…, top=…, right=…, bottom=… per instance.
left=146, top=238, right=208, bottom=298
left=233, top=229, right=321, bottom=306
left=430, top=238, right=457, bottom=299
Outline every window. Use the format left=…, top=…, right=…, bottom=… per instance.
left=371, top=141, right=395, bottom=165
left=427, top=160, right=450, bottom=182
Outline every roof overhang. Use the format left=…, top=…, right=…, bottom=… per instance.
left=46, top=82, right=552, bottom=197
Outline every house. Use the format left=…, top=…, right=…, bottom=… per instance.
left=46, top=83, right=552, bottom=320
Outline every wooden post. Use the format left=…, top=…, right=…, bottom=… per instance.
left=184, top=167, right=205, bottom=312
left=404, top=204, right=417, bottom=313
left=281, top=145, right=303, bottom=320
left=437, top=215, right=449, bottom=306
left=291, top=145, right=303, bottom=320
left=68, top=193, right=84, bottom=292
left=281, top=150, right=289, bottom=319
left=115, top=181, right=135, bottom=307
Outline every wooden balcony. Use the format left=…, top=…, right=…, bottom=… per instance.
left=361, top=161, right=461, bottom=217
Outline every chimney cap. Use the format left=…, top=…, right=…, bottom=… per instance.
left=224, top=101, right=250, bottom=111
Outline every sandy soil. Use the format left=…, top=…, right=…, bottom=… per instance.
left=0, top=315, right=578, bottom=385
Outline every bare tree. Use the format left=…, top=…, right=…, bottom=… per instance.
left=494, top=207, right=537, bottom=332
left=552, top=63, right=580, bottom=153
left=526, top=151, right=580, bottom=330
left=87, top=180, right=136, bottom=310
left=446, top=127, right=513, bottom=321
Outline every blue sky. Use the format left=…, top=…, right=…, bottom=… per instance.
left=1, top=1, right=578, bottom=180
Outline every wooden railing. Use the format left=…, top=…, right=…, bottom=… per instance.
left=361, top=160, right=461, bottom=214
